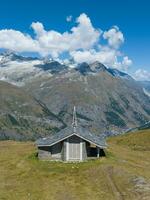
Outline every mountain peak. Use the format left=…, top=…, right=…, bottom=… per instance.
left=2, top=50, right=16, bottom=57
left=0, top=51, right=133, bottom=84
left=89, top=61, right=107, bottom=72
left=0, top=51, right=38, bottom=63
left=75, top=62, right=93, bottom=75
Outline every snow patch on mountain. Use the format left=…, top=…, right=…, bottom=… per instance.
left=0, top=52, right=134, bottom=86
left=0, top=59, right=52, bottom=86
left=143, top=88, right=150, bottom=97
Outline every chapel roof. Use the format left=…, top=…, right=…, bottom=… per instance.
left=36, top=125, right=107, bottom=148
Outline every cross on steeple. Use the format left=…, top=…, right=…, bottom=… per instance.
left=72, top=106, right=77, bottom=132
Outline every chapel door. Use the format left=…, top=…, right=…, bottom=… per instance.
left=68, top=135, right=81, bottom=161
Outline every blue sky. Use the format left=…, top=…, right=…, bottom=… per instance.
left=0, top=0, right=150, bottom=79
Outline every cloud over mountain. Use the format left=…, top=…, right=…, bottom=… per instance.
left=134, top=69, right=150, bottom=81
left=103, top=26, right=124, bottom=49
left=0, top=13, right=132, bottom=70
left=0, top=29, right=39, bottom=52
left=31, top=13, right=100, bottom=58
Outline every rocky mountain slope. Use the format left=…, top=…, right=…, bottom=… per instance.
left=0, top=52, right=150, bottom=140
left=0, top=81, right=65, bottom=140
left=24, top=62, right=150, bottom=133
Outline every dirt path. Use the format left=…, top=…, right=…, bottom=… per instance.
left=103, top=166, right=124, bottom=200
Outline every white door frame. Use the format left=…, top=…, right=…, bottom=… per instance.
left=80, top=139, right=83, bottom=161
left=66, top=136, right=83, bottom=161
left=66, top=138, right=69, bottom=161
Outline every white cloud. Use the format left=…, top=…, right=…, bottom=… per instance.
left=103, top=26, right=124, bottom=49
left=0, top=29, right=39, bottom=52
left=122, top=56, right=132, bottom=66
left=31, top=22, right=45, bottom=37
left=70, top=48, right=116, bottom=65
left=30, top=13, right=101, bottom=57
left=66, top=15, right=73, bottom=22
left=112, top=56, right=132, bottom=71
left=70, top=48, right=132, bottom=71
left=0, top=13, right=132, bottom=71
left=70, top=24, right=131, bottom=70
left=0, top=13, right=100, bottom=58
left=134, top=69, right=150, bottom=81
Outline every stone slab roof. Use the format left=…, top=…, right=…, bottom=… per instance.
left=36, top=126, right=107, bottom=148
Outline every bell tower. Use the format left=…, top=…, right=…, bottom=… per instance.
left=72, top=106, right=77, bottom=132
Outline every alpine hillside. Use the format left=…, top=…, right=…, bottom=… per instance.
left=0, top=52, right=150, bottom=140
left=0, top=80, right=64, bottom=140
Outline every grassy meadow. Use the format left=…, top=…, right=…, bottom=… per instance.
left=0, top=129, right=150, bottom=200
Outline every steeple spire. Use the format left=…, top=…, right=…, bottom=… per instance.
left=72, top=106, right=77, bottom=132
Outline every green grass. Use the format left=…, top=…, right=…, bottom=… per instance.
left=0, top=129, right=150, bottom=200
left=109, top=129, right=150, bottom=151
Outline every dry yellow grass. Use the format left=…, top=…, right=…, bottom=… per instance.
left=0, top=129, right=150, bottom=200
